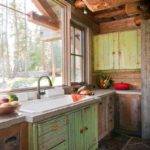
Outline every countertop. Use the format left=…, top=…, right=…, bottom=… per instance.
left=0, top=112, right=25, bottom=129
left=0, top=89, right=141, bottom=128
left=22, top=89, right=115, bottom=123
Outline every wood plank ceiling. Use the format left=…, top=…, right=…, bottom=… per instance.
left=66, top=0, right=150, bottom=33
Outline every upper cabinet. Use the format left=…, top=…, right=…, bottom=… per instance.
left=93, top=29, right=141, bottom=71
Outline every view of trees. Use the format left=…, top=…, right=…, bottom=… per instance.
left=0, top=0, right=63, bottom=91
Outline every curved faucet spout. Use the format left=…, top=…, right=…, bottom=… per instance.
left=37, top=76, right=53, bottom=99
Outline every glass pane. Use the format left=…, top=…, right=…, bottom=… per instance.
left=71, top=55, right=75, bottom=82
left=0, top=0, right=64, bottom=91
left=71, top=26, right=74, bottom=54
left=75, top=28, right=82, bottom=55
left=75, top=56, right=83, bottom=82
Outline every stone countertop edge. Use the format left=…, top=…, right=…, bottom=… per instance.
left=0, top=89, right=141, bottom=127
left=0, top=113, right=25, bottom=129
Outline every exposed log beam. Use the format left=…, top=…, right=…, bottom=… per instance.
left=74, top=0, right=86, bottom=9
left=125, top=2, right=141, bottom=16
left=99, top=16, right=143, bottom=33
left=32, top=0, right=59, bottom=23
left=95, top=2, right=141, bottom=20
left=95, top=9, right=126, bottom=20
left=76, top=0, right=140, bottom=12
left=28, top=12, right=60, bottom=31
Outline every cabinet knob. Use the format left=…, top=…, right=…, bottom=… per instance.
left=84, top=126, right=88, bottom=131
left=51, top=124, right=59, bottom=130
left=80, top=128, right=84, bottom=134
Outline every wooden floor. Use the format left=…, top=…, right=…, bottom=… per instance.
left=98, top=132, right=150, bottom=150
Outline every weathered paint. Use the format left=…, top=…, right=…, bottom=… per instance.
left=32, top=116, right=68, bottom=150
left=93, top=29, right=141, bottom=71
left=98, top=95, right=114, bottom=140
left=67, top=104, right=98, bottom=150
left=115, top=94, right=141, bottom=132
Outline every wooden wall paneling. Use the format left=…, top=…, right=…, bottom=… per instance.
left=141, top=20, right=150, bottom=139
left=92, top=71, right=141, bottom=89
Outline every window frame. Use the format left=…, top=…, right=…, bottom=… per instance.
left=70, top=22, right=86, bottom=85
left=0, top=0, right=71, bottom=93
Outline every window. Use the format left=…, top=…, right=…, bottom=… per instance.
left=0, top=0, right=69, bottom=92
left=71, top=23, right=85, bottom=83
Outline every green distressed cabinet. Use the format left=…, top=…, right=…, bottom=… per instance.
left=29, top=103, right=98, bottom=150
left=67, top=104, right=98, bottom=150
left=29, top=115, right=68, bottom=150
left=93, top=29, right=141, bottom=71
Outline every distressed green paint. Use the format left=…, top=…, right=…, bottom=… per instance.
left=119, top=30, right=140, bottom=69
left=51, top=142, right=66, bottom=150
left=83, top=104, right=98, bottom=150
left=67, top=110, right=84, bottom=150
left=30, top=104, right=98, bottom=150
left=32, top=116, right=68, bottom=150
left=93, top=29, right=141, bottom=71
left=67, top=104, right=98, bottom=150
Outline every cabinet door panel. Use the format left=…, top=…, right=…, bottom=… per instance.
left=117, top=94, right=141, bottom=132
left=67, top=110, right=84, bottom=150
left=98, top=97, right=108, bottom=140
left=94, top=35, right=105, bottom=70
left=83, top=104, right=98, bottom=150
left=93, top=29, right=141, bottom=70
left=119, top=30, right=140, bottom=69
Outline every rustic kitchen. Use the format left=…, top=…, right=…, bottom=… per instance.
left=0, top=0, right=150, bottom=150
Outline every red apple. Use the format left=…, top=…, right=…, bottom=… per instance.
left=0, top=97, right=9, bottom=104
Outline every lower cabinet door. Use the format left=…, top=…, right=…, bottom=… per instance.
left=83, top=104, right=98, bottom=150
left=32, top=115, right=68, bottom=150
left=67, top=104, right=98, bottom=150
left=67, top=110, right=84, bottom=150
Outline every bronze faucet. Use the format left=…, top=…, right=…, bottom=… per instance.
left=37, top=76, right=53, bottom=99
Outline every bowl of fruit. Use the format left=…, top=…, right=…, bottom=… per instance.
left=0, top=94, right=20, bottom=115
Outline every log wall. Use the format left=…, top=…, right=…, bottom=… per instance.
left=141, top=20, right=150, bottom=139
left=93, top=71, right=141, bottom=90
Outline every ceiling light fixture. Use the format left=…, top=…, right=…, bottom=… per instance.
left=83, top=7, right=88, bottom=14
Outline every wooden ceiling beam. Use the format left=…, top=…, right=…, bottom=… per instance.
left=28, top=12, right=60, bottom=31
left=125, top=2, right=141, bottom=16
left=95, top=9, right=126, bottom=20
left=74, top=0, right=86, bottom=9
left=32, top=0, right=59, bottom=23
left=99, top=16, right=143, bottom=33
left=95, top=2, right=141, bottom=20
left=79, top=0, right=140, bottom=12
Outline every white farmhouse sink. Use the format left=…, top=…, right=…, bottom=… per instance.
left=20, top=95, right=74, bottom=113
